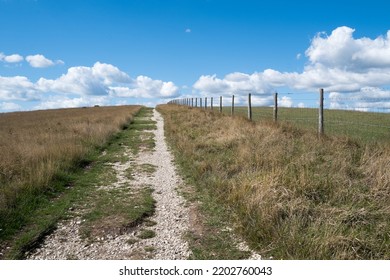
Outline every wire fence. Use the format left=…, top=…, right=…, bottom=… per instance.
left=168, top=89, right=390, bottom=142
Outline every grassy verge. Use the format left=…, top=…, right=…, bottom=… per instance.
left=181, top=182, right=251, bottom=260
left=1, top=106, right=157, bottom=259
left=158, top=104, right=390, bottom=259
left=158, top=106, right=253, bottom=259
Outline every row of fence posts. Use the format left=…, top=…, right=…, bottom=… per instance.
left=168, top=88, right=325, bottom=136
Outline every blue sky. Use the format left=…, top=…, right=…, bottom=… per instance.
left=1, top=0, right=390, bottom=112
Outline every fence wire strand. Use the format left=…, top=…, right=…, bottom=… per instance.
left=168, top=91, right=390, bottom=142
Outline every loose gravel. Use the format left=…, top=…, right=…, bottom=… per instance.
left=27, top=109, right=190, bottom=260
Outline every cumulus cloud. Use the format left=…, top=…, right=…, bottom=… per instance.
left=193, top=72, right=275, bottom=96
left=110, top=76, right=179, bottom=98
left=0, top=76, right=37, bottom=100
left=0, top=62, right=179, bottom=110
left=1, top=52, right=65, bottom=68
left=35, top=62, right=178, bottom=99
left=26, top=54, right=63, bottom=68
left=192, top=26, right=390, bottom=112
left=37, top=62, right=131, bottom=95
left=0, top=52, right=24, bottom=63
left=306, top=26, right=390, bottom=70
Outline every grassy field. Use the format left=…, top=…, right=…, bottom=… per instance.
left=220, top=106, right=390, bottom=142
left=159, top=104, right=390, bottom=259
left=0, top=105, right=141, bottom=255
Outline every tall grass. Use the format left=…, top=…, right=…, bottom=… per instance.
left=0, top=105, right=141, bottom=241
left=158, top=104, right=390, bottom=259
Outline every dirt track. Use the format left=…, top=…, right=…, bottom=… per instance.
left=27, top=109, right=190, bottom=260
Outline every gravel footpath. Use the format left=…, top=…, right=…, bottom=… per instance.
left=26, top=108, right=261, bottom=260
left=135, top=109, right=190, bottom=259
left=27, top=109, right=190, bottom=260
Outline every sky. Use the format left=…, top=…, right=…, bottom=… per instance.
left=1, top=0, right=390, bottom=112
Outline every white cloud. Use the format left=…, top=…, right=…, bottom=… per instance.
left=306, top=26, right=390, bottom=70
left=193, top=26, right=390, bottom=101
left=110, top=75, right=179, bottom=98
left=34, top=95, right=109, bottom=110
left=185, top=28, right=191, bottom=33
left=37, top=62, right=131, bottom=95
left=1, top=52, right=64, bottom=68
left=0, top=52, right=24, bottom=63
left=193, top=72, right=273, bottom=96
left=0, top=102, right=21, bottom=111
left=0, top=62, right=179, bottom=110
left=4, top=54, right=23, bottom=63
left=279, top=96, right=293, bottom=107
left=251, top=95, right=273, bottom=106
left=0, top=76, right=37, bottom=100
left=329, top=87, right=390, bottom=112
left=26, top=54, right=63, bottom=68
left=193, top=75, right=230, bottom=94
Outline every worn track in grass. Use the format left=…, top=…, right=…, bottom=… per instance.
left=27, top=109, right=190, bottom=260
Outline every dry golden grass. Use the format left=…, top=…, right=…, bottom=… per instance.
left=158, top=104, right=390, bottom=259
left=0, top=105, right=141, bottom=226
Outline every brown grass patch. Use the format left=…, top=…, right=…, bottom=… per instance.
left=0, top=105, right=141, bottom=240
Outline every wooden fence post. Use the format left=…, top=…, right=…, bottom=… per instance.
left=211, top=97, right=213, bottom=110
left=195, top=98, right=197, bottom=107
left=205, top=97, right=208, bottom=109
left=274, top=92, right=278, bottom=122
left=231, top=95, right=235, bottom=116
left=200, top=98, right=202, bottom=108
left=319, top=88, right=324, bottom=136
left=219, top=96, right=222, bottom=113
left=191, top=98, right=194, bottom=107
left=248, top=93, right=252, bottom=121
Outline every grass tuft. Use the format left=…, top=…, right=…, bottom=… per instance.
left=138, top=229, right=156, bottom=239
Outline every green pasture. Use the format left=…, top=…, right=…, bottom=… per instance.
left=217, top=106, right=390, bottom=142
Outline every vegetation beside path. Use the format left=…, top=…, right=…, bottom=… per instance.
left=0, top=106, right=158, bottom=259
left=158, top=104, right=390, bottom=259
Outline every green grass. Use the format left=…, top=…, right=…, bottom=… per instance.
left=220, top=106, right=390, bottom=142
left=138, top=229, right=156, bottom=239
left=80, top=186, right=155, bottom=240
